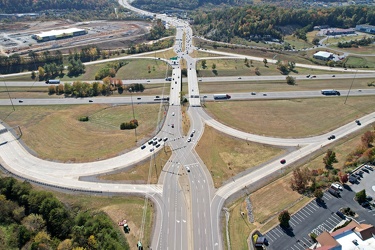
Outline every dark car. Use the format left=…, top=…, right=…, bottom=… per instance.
left=89, top=100, right=93, bottom=102
left=328, top=135, right=336, bottom=140
left=158, top=138, right=162, bottom=142
left=148, top=140, right=153, bottom=145
left=336, top=211, right=346, bottom=219
left=137, top=97, right=141, bottom=100
left=171, top=124, right=174, bottom=128
left=141, top=145, right=146, bottom=150
left=156, top=144, right=160, bottom=148
left=18, top=100, right=23, bottom=103
left=280, top=159, right=286, bottom=164
left=362, top=168, right=369, bottom=173
left=355, top=120, right=361, bottom=126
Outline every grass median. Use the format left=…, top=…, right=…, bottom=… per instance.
left=0, top=104, right=161, bottom=162
left=98, top=146, right=172, bottom=184
left=195, top=126, right=285, bottom=188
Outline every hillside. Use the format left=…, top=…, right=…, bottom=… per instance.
left=192, top=5, right=375, bottom=42
left=0, top=0, right=118, bottom=14
left=132, top=0, right=253, bottom=11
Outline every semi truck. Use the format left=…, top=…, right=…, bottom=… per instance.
left=45, top=79, right=60, bottom=84
left=321, top=89, right=340, bottom=96
left=213, top=94, right=231, bottom=100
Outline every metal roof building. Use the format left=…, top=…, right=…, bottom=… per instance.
left=313, top=51, right=333, bottom=61
left=32, top=28, right=87, bottom=42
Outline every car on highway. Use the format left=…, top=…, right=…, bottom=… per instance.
left=89, top=100, right=93, bottom=102
left=251, top=92, right=256, bottom=95
left=332, top=75, right=335, bottom=77
left=306, top=74, right=310, bottom=78
left=172, top=112, right=175, bottom=116
left=263, top=93, right=267, bottom=96
left=141, top=145, right=146, bottom=150
left=148, top=140, right=153, bottom=145
left=150, top=148, right=154, bottom=152
left=156, top=144, right=160, bottom=148
left=18, top=100, right=23, bottom=103
left=328, top=135, right=336, bottom=140
left=238, top=77, right=242, bottom=79
left=356, top=120, right=361, bottom=126
left=190, top=133, right=194, bottom=138
left=186, top=166, right=190, bottom=172
left=280, top=159, right=286, bottom=164
left=158, top=138, right=162, bottom=142
left=137, top=97, right=141, bottom=100
left=187, top=138, right=191, bottom=142
left=171, top=124, right=174, bottom=128
left=163, top=137, right=168, bottom=141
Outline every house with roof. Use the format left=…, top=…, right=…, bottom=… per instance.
left=314, top=221, right=375, bottom=250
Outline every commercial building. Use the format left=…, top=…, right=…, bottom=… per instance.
left=314, top=221, right=375, bottom=250
left=325, top=28, right=355, bottom=36
left=32, top=28, right=87, bottom=42
left=356, top=24, right=375, bottom=34
left=313, top=51, right=334, bottom=61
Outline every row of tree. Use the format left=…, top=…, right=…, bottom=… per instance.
left=192, top=5, right=375, bottom=42
left=47, top=79, right=145, bottom=97
left=0, top=0, right=118, bottom=13
left=0, top=176, right=128, bottom=249
left=338, top=36, right=375, bottom=48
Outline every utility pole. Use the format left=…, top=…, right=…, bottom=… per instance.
left=129, top=87, right=137, bottom=142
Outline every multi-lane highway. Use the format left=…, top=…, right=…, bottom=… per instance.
left=0, top=0, right=375, bottom=249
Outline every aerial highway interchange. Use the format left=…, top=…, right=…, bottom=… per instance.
left=0, top=0, right=375, bottom=249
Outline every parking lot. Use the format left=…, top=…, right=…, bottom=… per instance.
left=265, top=166, right=375, bottom=250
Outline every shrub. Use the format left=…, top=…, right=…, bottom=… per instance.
left=79, top=116, right=89, bottom=122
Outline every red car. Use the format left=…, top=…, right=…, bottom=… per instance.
left=280, top=159, right=286, bottom=164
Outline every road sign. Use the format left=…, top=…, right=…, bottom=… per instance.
left=170, top=57, right=178, bottom=60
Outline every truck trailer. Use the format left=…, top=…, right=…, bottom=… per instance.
left=45, top=79, right=60, bottom=84
left=213, top=94, right=231, bottom=100
left=321, top=89, right=340, bottom=96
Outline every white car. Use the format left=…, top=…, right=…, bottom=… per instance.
left=186, top=166, right=190, bottom=172
left=331, top=183, right=343, bottom=191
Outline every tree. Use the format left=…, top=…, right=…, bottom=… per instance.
left=263, top=58, right=268, bottom=67
left=278, top=210, right=290, bottom=227
left=312, top=37, right=320, bottom=45
left=31, top=71, right=36, bottom=80
left=338, top=172, right=348, bottom=184
left=361, top=131, right=374, bottom=148
left=355, top=189, right=366, bottom=203
left=290, top=168, right=310, bottom=193
left=212, top=63, right=216, bottom=70
left=314, top=189, right=324, bottom=200
left=286, top=76, right=296, bottom=85
left=201, top=60, right=207, bottom=69
left=38, top=66, right=45, bottom=80
left=323, top=150, right=338, bottom=169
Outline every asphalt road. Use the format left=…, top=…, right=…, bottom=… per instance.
left=0, top=0, right=374, bottom=249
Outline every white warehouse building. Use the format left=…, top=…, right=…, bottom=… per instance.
left=32, top=28, right=87, bottom=42
left=313, top=51, right=334, bottom=61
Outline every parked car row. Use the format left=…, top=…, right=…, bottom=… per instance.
left=349, top=164, right=373, bottom=183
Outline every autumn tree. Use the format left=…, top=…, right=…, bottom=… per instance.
left=323, top=150, right=338, bottom=169
left=278, top=210, right=290, bottom=227
left=314, top=189, right=324, bottom=200
left=38, top=66, right=45, bottom=80
left=338, top=172, right=348, bottom=184
left=361, top=131, right=375, bottom=148
left=290, top=167, right=310, bottom=193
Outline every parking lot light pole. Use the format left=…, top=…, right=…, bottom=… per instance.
left=129, top=87, right=137, bottom=142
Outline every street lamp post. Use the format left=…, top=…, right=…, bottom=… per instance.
left=129, top=88, right=137, bottom=142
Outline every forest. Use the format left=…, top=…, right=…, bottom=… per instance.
left=0, top=176, right=129, bottom=249
left=192, top=5, right=375, bottom=42
left=132, top=0, right=253, bottom=12
left=0, top=0, right=118, bottom=13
